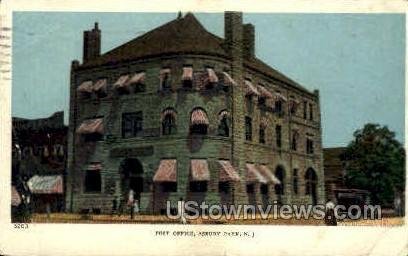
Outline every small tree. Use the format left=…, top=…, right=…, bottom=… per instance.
left=341, top=124, right=405, bottom=206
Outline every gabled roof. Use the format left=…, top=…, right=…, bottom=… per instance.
left=81, top=13, right=227, bottom=68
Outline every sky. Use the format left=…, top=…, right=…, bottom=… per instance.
left=12, top=12, right=405, bottom=147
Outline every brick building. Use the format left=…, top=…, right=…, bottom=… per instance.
left=66, top=12, right=325, bottom=214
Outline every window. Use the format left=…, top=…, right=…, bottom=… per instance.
left=190, top=181, right=207, bottom=192
left=162, top=111, right=177, bottom=135
left=259, top=126, right=265, bottom=144
left=161, top=182, right=177, bottom=192
left=260, top=184, right=268, bottom=195
left=291, top=131, right=298, bottom=151
left=275, top=100, right=283, bottom=114
left=293, top=169, right=298, bottom=194
left=258, top=97, right=266, bottom=107
left=84, top=170, right=101, bottom=193
left=306, top=138, right=314, bottom=154
left=246, top=184, right=255, bottom=193
left=191, top=124, right=208, bottom=135
left=160, top=69, right=171, bottom=90
left=245, top=117, right=252, bottom=141
left=303, top=101, right=307, bottom=119
left=309, top=103, right=313, bottom=121
left=275, top=166, right=285, bottom=195
left=290, top=100, right=298, bottom=115
left=190, top=108, right=209, bottom=135
left=276, top=125, right=282, bottom=148
left=218, top=116, right=229, bottom=137
left=182, top=66, right=193, bottom=89
left=219, top=182, right=231, bottom=193
left=84, top=133, right=103, bottom=142
left=245, top=95, right=253, bottom=113
left=122, top=112, right=143, bottom=138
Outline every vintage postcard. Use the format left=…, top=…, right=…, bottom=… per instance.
left=0, top=0, right=407, bottom=255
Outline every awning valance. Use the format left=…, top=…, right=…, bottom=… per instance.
left=27, top=175, right=63, bottom=194
left=191, top=159, right=210, bottom=181
left=153, top=159, right=177, bottom=182
left=219, top=160, right=240, bottom=182
left=113, top=75, right=130, bottom=89
left=222, top=72, right=236, bottom=86
left=182, top=67, right=193, bottom=81
left=245, top=80, right=260, bottom=96
left=258, top=85, right=273, bottom=99
left=161, top=108, right=177, bottom=120
left=126, top=72, right=145, bottom=85
left=11, top=186, right=21, bottom=206
left=246, top=163, right=267, bottom=184
left=77, top=118, right=104, bottom=134
left=191, top=109, right=209, bottom=125
left=258, top=165, right=281, bottom=184
left=206, top=68, right=219, bottom=83
left=77, top=81, right=93, bottom=93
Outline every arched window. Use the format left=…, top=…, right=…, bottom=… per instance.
left=217, top=110, right=229, bottom=137
left=161, top=108, right=177, bottom=135
left=305, top=168, right=318, bottom=205
left=190, top=108, right=209, bottom=135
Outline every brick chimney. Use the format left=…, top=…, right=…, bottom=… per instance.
left=224, top=11, right=243, bottom=56
left=83, top=22, right=101, bottom=63
left=243, top=23, right=255, bottom=58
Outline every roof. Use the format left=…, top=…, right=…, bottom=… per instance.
left=79, top=13, right=313, bottom=95
left=323, top=147, right=346, bottom=167
left=81, top=13, right=226, bottom=68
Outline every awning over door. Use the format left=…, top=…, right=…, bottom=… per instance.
left=27, top=175, right=63, bottom=194
left=76, top=118, right=104, bottom=134
left=246, top=163, right=267, bottom=184
left=219, top=160, right=240, bottom=182
left=258, top=165, right=281, bottom=184
left=190, top=159, right=210, bottom=181
left=153, top=159, right=177, bottom=182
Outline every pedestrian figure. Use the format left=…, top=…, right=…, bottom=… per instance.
left=112, top=197, right=118, bottom=215
left=128, top=189, right=135, bottom=219
left=394, top=196, right=402, bottom=217
left=117, top=198, right=125, bottom=217
left=133, top=199, right=140, bottom=219
left=178, top=197, right=187, bottom=224
left=324, top=199, right=337, bottom=226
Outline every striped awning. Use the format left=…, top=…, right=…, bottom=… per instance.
left=93, top=79, right=107, bottom=92
left=222, top=72, right=236, bottom=86
left=153, top=159, right=177, bottom=182
left=206, top=68, right=219, bottom=83
left=191, top=159, right=210, bottom=181
left=11, top=186, right=21, bottom=206
left=258, top=165, right=281, bottom=184
left=161, top=108, right=177, bottom=120
left=191, top=109, right=209, bottom=125
left=113, top=75, right=130, bottom=89
left=246, top=163, right=267, bottom=184
left=182, top=67, right=193, bottom=81
left=258, top=85, right=273, bottom=98
left=260, top=117, right=269, bottom=128
left=76, top=118, right=104, bottom=134
left=245, top=80, right=260, bottom=96
left=219, top=160, right=240, bottom=182
left=218, top=110, right=229, bottom=121
left=275, top=92, right=288, bottom=102
left=126, top=72, right=145, bottom=85
left=77, top=81, right=93, bottom=93
left=27, top=175, right=63, bottom=194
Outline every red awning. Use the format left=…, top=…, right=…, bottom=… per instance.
left=76, top=118, right=104, bottom=134
left=126, top=72, right=145, bottom=85
left=182, top=67, right=193, bottom=81
left=246, top=163, right=267, bottom=184
left=27, top=175, right=63, bottom=194
left=222, top=72, right=236, bottom=86
left=77, top=81, right=93, bottom=93
left=93, top=79, right=107, bottom=92
left=219, top=160, right=240, bottom=182
left=153, top=159, right=177, bottom=182
left=206, top=68, right=219, bottom=83
left=191, top=159, right=210, bottom=181
left=113, top=75, right=130, bottom=89
left=258, top=165, right=281, bottom=184
left=161, top=108, right=177, bottom=121
left=11, top=186, right=21, bottom=206
left=258, top=85, right=274, bottom=98
left=245, top=80, right=260, bottom=96
left=191, top=109, right=209, bottom=125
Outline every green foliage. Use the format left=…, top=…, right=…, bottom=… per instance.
left=341, top=124, right=405, bottom=205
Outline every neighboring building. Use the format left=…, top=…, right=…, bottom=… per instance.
left=12, top=111, right=67, bottom=213
left=66, top=12, right=324, bottom=214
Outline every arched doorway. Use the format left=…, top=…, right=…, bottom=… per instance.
left=305, top=168, right=318, bottom=205
left=119, top=158, right=144, bottom=202
left=275, top=166, right=285, bottom=205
